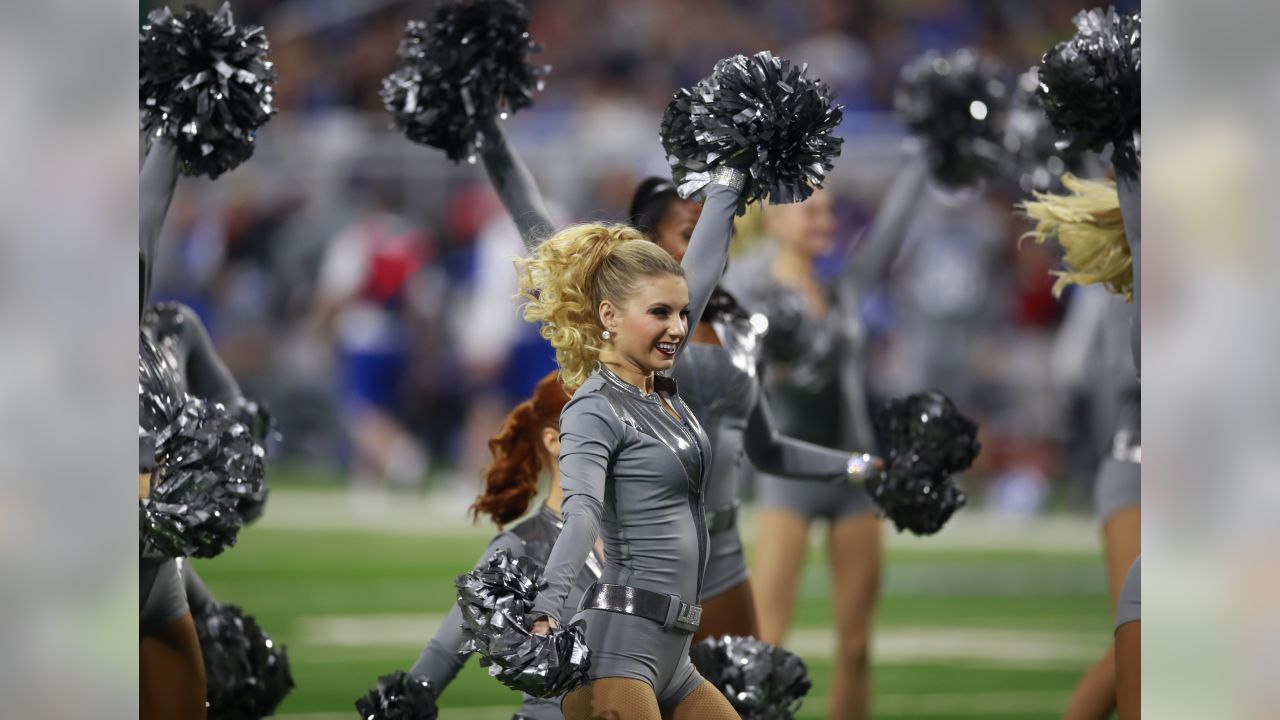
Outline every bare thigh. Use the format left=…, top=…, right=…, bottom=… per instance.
left=750, top=508, right=811, bottom=645
left=140, top=613, right=206, bottom=720
left=828, top=512, right=883, bottom=641
left=1115, top=621, right=1141, bottom=720
left=1103, top=505, right=1141, bottom=609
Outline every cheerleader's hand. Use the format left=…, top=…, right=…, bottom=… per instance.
left=529, top=616, right=558, bottom=636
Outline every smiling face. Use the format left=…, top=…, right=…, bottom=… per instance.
left=599, top=273, right=690, bottom=376
left=649, top=200, right=703, bottom=263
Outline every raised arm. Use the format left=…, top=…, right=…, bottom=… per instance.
left=678, top=174, right=744, bottom=348
left=146, top=302, right=242, bottom=406
left=410, top=532, right=524, bottom=690
left=744, top=385, right=880, bottom=480
left=1116, top=174, right=1141, bottom=375
left=478, top=118, right=556, bottom=253
left=839, top=147, right=929, bottom=295
left=528, top=393, right=616, bottom=624
left=139, top=137, right=180, bottom=313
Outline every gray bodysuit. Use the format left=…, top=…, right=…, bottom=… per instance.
left=672, top=302, right=858, bottom=599
left=725, top=152, right=929, bottom=521
left=527, top=181, right=739, bottom=707
left=1069, top=291, right=1140, bottom=523
left=411, top=504, right=602, bottom=720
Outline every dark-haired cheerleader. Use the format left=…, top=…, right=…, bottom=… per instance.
left=139, top=137, right=207, bottom=720
left=142, top=299, right=292, bottom=719
left=358, top=372, right=602, bottom=720
left=138, top=5, right=276, bottom=716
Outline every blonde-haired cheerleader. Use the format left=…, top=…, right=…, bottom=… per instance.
left=519, top=172, right=746, bottom=719
left=1025, top=8, right=1143, bottom=716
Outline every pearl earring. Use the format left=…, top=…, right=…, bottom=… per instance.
left=602, top=329, right=612, bottom=340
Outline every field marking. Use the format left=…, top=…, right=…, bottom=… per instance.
left=295, top=614, right=1108, bottom=669
left=285, top=689, right=1071, bottom=718
left=257, top=488, right=1101, bottom=553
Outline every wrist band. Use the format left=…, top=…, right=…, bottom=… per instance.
left=710, top=165, right=747, bottom=192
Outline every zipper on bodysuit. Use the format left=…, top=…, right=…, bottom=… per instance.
left=674, top=412, right=708, bottom=600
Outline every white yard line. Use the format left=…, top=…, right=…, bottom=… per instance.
left=295, top=614, right=1108, bottom=668
left=257, top=488, right=1101, bottom=553
left=283, top=690, right=1072, bottom=719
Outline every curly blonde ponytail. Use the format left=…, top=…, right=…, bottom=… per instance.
left=516, top=223, right=686, bottom=389
left=1021, top=174, right=1132, bottom=301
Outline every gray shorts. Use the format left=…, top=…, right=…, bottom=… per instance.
left=757, top=472, right=874, bottom=521
left=569, top=608, right=704, bottom=710
left=1094, top=456, right=1141, bottom=523
left=701, top=525, right=749, bottom=601
left=513, top=697, right=564, bottom=720
left=1115, top=556, right=1141, bottom=630
left=140, top=558, right=189, bottom=638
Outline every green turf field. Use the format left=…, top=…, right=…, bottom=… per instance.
left=193, top=486, right=1112, bottom=719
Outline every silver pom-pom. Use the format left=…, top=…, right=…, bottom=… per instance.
left=139, top=3, right=277, bottom=179
left=690, top=635, right=812, bottom=719
left=140, top=397, right=265, bottom=559
left=895, top=48, right=1008, bottom=187
left=661, top=51, right=843, bottom=215
left=456, top=549, right=590, bottom=698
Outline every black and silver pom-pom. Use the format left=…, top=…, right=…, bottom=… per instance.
left=140, top=330, right=184, bottom=438
left=870, top=391, right=980, bottom=535
left=382, top=0, right=549, bottom=163
left=140, top=397, right=266, bottom=558
left=660, top=51, right=844, bottom=215
left=895, top=49, right=1008, bottom=187
left=139, top=3, right=277, bottom=179
left=456, top=548, right=590, bottom=698
left=231, top=398, right=275, bottom=524
left=1037, top=7, right=1140, bottom=178
left=690, top=636, right=812, bottom=720
left=194, top=603, right=294, bottom=719
left=355, top=671, right=439, bottom=720
left=1000, top=69, right=1078, bottom=194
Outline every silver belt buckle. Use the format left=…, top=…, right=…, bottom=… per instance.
left=673, top=601, right=702, bottom=633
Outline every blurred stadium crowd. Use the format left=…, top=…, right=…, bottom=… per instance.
left=143, top=0, right=1138, bottom=511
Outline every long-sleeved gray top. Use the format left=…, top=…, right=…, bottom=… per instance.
left=1117, top=174, right=1141, bottom=376
left=139, top=138, right=182, bottom=474
left=411, top=504, right=601, bottom=713
left=672, top=305, right=858, bottom=515
left=139, top=138, right=180, bottom=317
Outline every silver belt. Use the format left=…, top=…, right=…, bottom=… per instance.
left=1111, top=429, right=1142, bottom=464
left=580, top=582, right=702, bottom=634
left=705, top=502, right=739, bottom=535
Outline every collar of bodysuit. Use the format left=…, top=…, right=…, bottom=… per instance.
left=595, top=362, right=680, bottom=402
